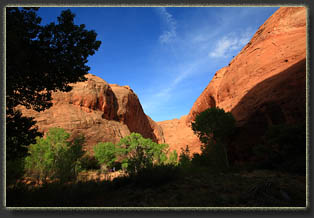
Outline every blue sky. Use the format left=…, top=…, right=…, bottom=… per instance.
left=37, top=7, right=279, bottom=122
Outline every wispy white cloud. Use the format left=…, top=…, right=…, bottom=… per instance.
left=143, top=10, right=219, bottom=118
left=156, top=7, right=177, bottom=44
left=142, top=10, right=258, bottom=120
left=209, top=28, right=254, bottom=58
left=172, top=58, right=209, bottom=85
left=153, top=69, right=190, bottom=99
left=142, top=57, right=211, bottom=118
left=155, top=87, right=172, bottom=98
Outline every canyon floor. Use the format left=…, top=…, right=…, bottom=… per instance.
left=6, top=167, right=305, bottom=207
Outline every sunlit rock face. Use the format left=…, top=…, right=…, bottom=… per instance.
left=157, top=115, right=202, bottom=155
left=109, top=84, right=164, bottom=143
left=187, top=7, right=306, bottom=125
left=159, top=7, right=306, bottom=159
left=18, top=74, right=164, bottom=153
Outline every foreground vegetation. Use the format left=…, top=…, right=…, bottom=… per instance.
left=6, top=108, right=306, bottom=207
left=6, top=166, right=305, bottom=207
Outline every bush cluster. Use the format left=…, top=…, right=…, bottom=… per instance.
left=94, top=133, right=178, bottom=175
left=24, top=128, right=85, bottom=183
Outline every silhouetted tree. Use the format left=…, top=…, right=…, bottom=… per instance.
left=6, top=7, right=101, bottom=159
left=191, top=107, right=235, bottom=169
left=178, top=145, right=191, bottom=167
left=6, top=109, right=42, bottom=160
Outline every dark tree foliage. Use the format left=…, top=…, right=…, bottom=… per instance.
left=6, top=7, right=101, bottom=160
left=191, top=107, right=235, bottom=145
left=178, top=145, right=191, bottom=167
left=6, top=110, right=42, bottom=160
left=253, top=123, right=306, bottom=174
left=191, top=107, right=236, bottom=169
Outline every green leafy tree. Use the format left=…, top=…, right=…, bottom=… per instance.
left=24, top=128, right=85, bottom=183
left=118, top=133, right=170, bottom=175
left=54, top=134, right=85, bottom=182
left=6, top=7, right=101, bottom=160
left=93, top=133, right=176, bottom=175
left=191, top=107, right=235, bottom=169
left=94, top=142, right=119, bottom=172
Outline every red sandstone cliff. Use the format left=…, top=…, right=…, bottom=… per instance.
left=18, top=74, right=164, bottom=152
left=158, top=7, right=306, bottom=158
left=187, top=7, right=306, bottom=125
left=158, top=115, right=202, bottom=154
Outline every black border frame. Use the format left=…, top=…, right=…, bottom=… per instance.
left=0, top=0, right=312, bottom=217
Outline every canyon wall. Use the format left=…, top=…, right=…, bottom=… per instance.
left=158, top=7, right=307, bottom=158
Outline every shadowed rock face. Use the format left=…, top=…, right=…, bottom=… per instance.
left=228, top=58, right=306, bottom=163
left=158, top=7, right=306, bottom=158
left=18, top=74, right=164, bottom=153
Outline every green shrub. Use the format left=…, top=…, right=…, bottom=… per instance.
left=118, top=133, right=170, bottom=175
left=93, top=133, right=177, bottom=175
left=24, top=128, right=85, bottom=183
